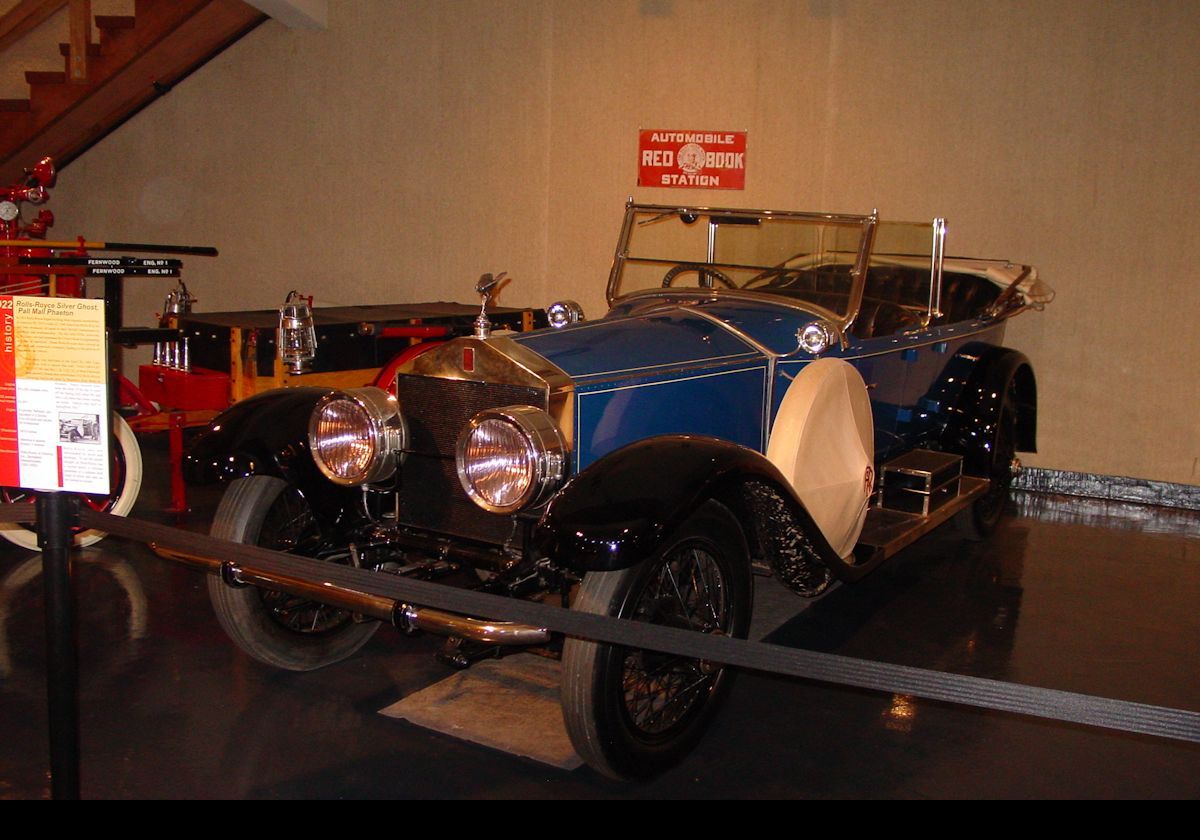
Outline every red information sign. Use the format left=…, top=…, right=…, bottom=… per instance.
left=638, top=130, right=747, bottom=190
left=0, top=296, right=109, bottom=494
left=0, top=300, right=16, bottom=484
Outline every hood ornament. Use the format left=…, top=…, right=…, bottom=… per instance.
left=474, top=271, right=507, bottom=339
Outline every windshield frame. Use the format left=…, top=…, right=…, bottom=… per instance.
left=606, top=202, right=880, bottom=334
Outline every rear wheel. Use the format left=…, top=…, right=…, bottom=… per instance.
left=206, top=475, right=378, bottom=671
left=561, top=501, right=752, bottom=780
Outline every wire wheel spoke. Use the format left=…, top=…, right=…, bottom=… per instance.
left=622, top=541, right=729, bottom=736
left=256, top=487, right=353, bottom=636
left=623, top=652, right=713, bottom=733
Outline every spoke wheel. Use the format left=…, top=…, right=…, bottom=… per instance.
left=206, top=475, right=378, bottom=671
left=0, top=413, right=142, bottom=550
left=562, top=501, right=751, bottom=780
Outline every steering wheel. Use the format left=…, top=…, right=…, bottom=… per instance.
left=661, top=263, right=737, bottom=290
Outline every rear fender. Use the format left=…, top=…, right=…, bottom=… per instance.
left=936, top=346, right=1037, bottom=474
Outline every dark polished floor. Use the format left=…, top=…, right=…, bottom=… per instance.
left=1, top=437, right=1198, bottom=799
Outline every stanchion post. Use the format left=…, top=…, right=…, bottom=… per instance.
left=36, top=491, right=81, bottom=800
left=168, top=411, right=188, bottom=513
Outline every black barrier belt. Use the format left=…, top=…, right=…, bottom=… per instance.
left=0, top=506, right=37, bottom=524
left=76, top=508, right=1200, bottom=745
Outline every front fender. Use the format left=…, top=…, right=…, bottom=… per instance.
left=533, top=435, right=842, bottom=573
left=184, top=387, right=363, bottom=529
left=183, top=387, right=331, bottom=486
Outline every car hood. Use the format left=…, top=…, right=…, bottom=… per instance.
left=511, top=295, right=820, bottom=381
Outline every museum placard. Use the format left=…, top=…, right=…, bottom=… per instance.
left=0, top=296, right=109, bottom=494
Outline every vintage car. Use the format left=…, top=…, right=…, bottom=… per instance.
left=183, top=202, right=1052, bottom=779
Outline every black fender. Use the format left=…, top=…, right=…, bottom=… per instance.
left=935, top=345, right=1037, bottom=475
left=533, top=435, right=845, bottom=575
left=183, top=387, right=360, bottom=525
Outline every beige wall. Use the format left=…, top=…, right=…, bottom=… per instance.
left=8, top=0, right=1198, bottom=485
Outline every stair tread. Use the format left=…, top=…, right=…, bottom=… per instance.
left=2, top=1, right=267, bottom=181
left=59, top=43, right=104, bottom=58
left=25, top=71, right=66, bottom=85
left=94, top=15, right=136, bottom=30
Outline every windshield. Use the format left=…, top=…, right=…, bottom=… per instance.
left=609, top=206, right=874, bottom=320
left=607, top=205, right=942, bottom=326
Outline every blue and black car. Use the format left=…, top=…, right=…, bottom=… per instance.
left=184, top=202, right=1053, bottom=779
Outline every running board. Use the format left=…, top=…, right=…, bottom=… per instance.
left=854, top=475, right=989, bottom=565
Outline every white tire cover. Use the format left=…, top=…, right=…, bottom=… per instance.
left=766, top=358, right=874, bottom=559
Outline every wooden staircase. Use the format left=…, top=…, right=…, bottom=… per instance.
left=0, top=0, right=266, bottom=183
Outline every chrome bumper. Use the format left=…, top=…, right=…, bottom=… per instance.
left=151, top=544, right=551, bottom=646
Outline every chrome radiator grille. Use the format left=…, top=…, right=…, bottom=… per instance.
left=395, top=374, right=546, bottom=544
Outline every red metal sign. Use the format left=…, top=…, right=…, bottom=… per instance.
left=638, top=130, right=747, bottom=190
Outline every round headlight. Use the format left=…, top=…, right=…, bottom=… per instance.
left=309, top=387, right=406, bottom=486
left=456, top=405, right=566, bottom=514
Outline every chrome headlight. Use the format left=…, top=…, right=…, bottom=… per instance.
left=456, top=405, right=566, bottom=514
left=309, top=387, right=406, bottom=486
left=797, top=320, right=837, bottom=355
left=546, top=300, right=584, bottom=329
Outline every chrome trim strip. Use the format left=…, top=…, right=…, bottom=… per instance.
left=572, top=355, right=768, bottom=391
left=762, top=353, right=775, bottom=453
left=570, top=350, right=761, bottom=381
left=577, top=364, right=767, bottom=398
left=774, top=321, right=1005, bottom=365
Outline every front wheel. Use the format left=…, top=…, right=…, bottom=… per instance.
left=206, top=475, right=378, bottom=671
left=561, top=500, right=752, bottom=780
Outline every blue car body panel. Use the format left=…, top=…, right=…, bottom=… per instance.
left=512, top=307, right=760, bottom=381
left=513, top=307, right=769, bottom=470
left=513, top=297, right=1007, bottom=474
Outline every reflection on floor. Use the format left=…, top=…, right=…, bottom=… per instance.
left=1, top=437, right=1198, bottom=798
